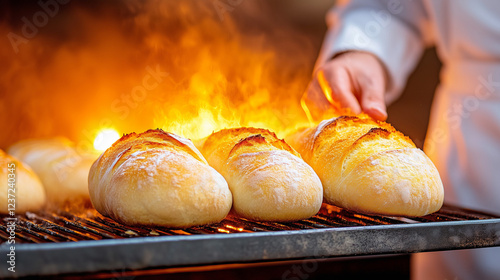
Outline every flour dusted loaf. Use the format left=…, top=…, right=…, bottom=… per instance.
left=286, top=116, right=444, bottom=217
left=8, top=138, right=96, bottom=204
left=199, top=128, right=323, bottom=222
left=0, top=150, right=46, bottom=213
left=88, top=129, right=232, bottom=227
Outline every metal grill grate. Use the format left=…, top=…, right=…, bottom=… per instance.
left=1, top=203, right=499, bottom=278
left=1, top=203, right=498, bottom=243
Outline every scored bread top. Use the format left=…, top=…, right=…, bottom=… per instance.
left=340, top=127, right=415, bottom=178
left=287, top=116, right=418, bottom=195
left=202, top=128, right=279, bottom=157
left=287, top=115, right=443, bottom=216
left=94, top=129, right=207, bottom=184
left=228, top=134, right=301, bottom=159
left=89, top=129, right=234, bottom=227
left=310, top=116, right=414, bottom=166
left=109, top=129, right=204, bottom=161
left=214, top=129, right=323, bottom=222
left=313, top=116, right=397, bottom=149
left=200, top=128, right=283, bottom=174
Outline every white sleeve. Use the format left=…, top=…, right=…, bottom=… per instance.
left=315, top=0, right=432, bottom=104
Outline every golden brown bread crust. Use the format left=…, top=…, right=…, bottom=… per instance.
left=200, top=128, right=279, bottom=176
left=0, top=150, right=46, bottom=213
left=88, top=129, right=232, bottom=227
left=228, top=134, right=301, bottom=159
left=200, top=128, right=323, bottom=222
left=286, top=116, right=444, bottom=217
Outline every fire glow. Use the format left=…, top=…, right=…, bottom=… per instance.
left=93, top=129, right=120, bottom=152
left=1, top=1, right=318, bottom=148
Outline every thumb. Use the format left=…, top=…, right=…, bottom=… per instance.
left=359, top=81, right=387, bottom=121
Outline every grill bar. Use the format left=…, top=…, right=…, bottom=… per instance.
left=1, top=204, right=499, bottom=278
left=1, top=204, right=499, bottom=243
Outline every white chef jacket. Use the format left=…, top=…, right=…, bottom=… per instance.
left=315, top=1, right=500, bottom=279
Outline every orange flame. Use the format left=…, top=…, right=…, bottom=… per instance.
left=93, top=129, right=120, bottom=151
left=1, top=1, right=317, bottom=147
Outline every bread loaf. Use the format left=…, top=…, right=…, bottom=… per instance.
left=0, top=150, right=46, bottom=213
left=88, top=129, right=232, bottom=227
left=199, top=128, right=323, bottom=222
left=286, top=116, right=444, bottom=217
left=8, top=138, right=96, bottom=204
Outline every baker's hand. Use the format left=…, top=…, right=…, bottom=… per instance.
left=302, top=51, right=389, bottom=121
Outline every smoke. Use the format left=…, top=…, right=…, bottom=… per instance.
left=0, top=0, right=319, bottom=149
